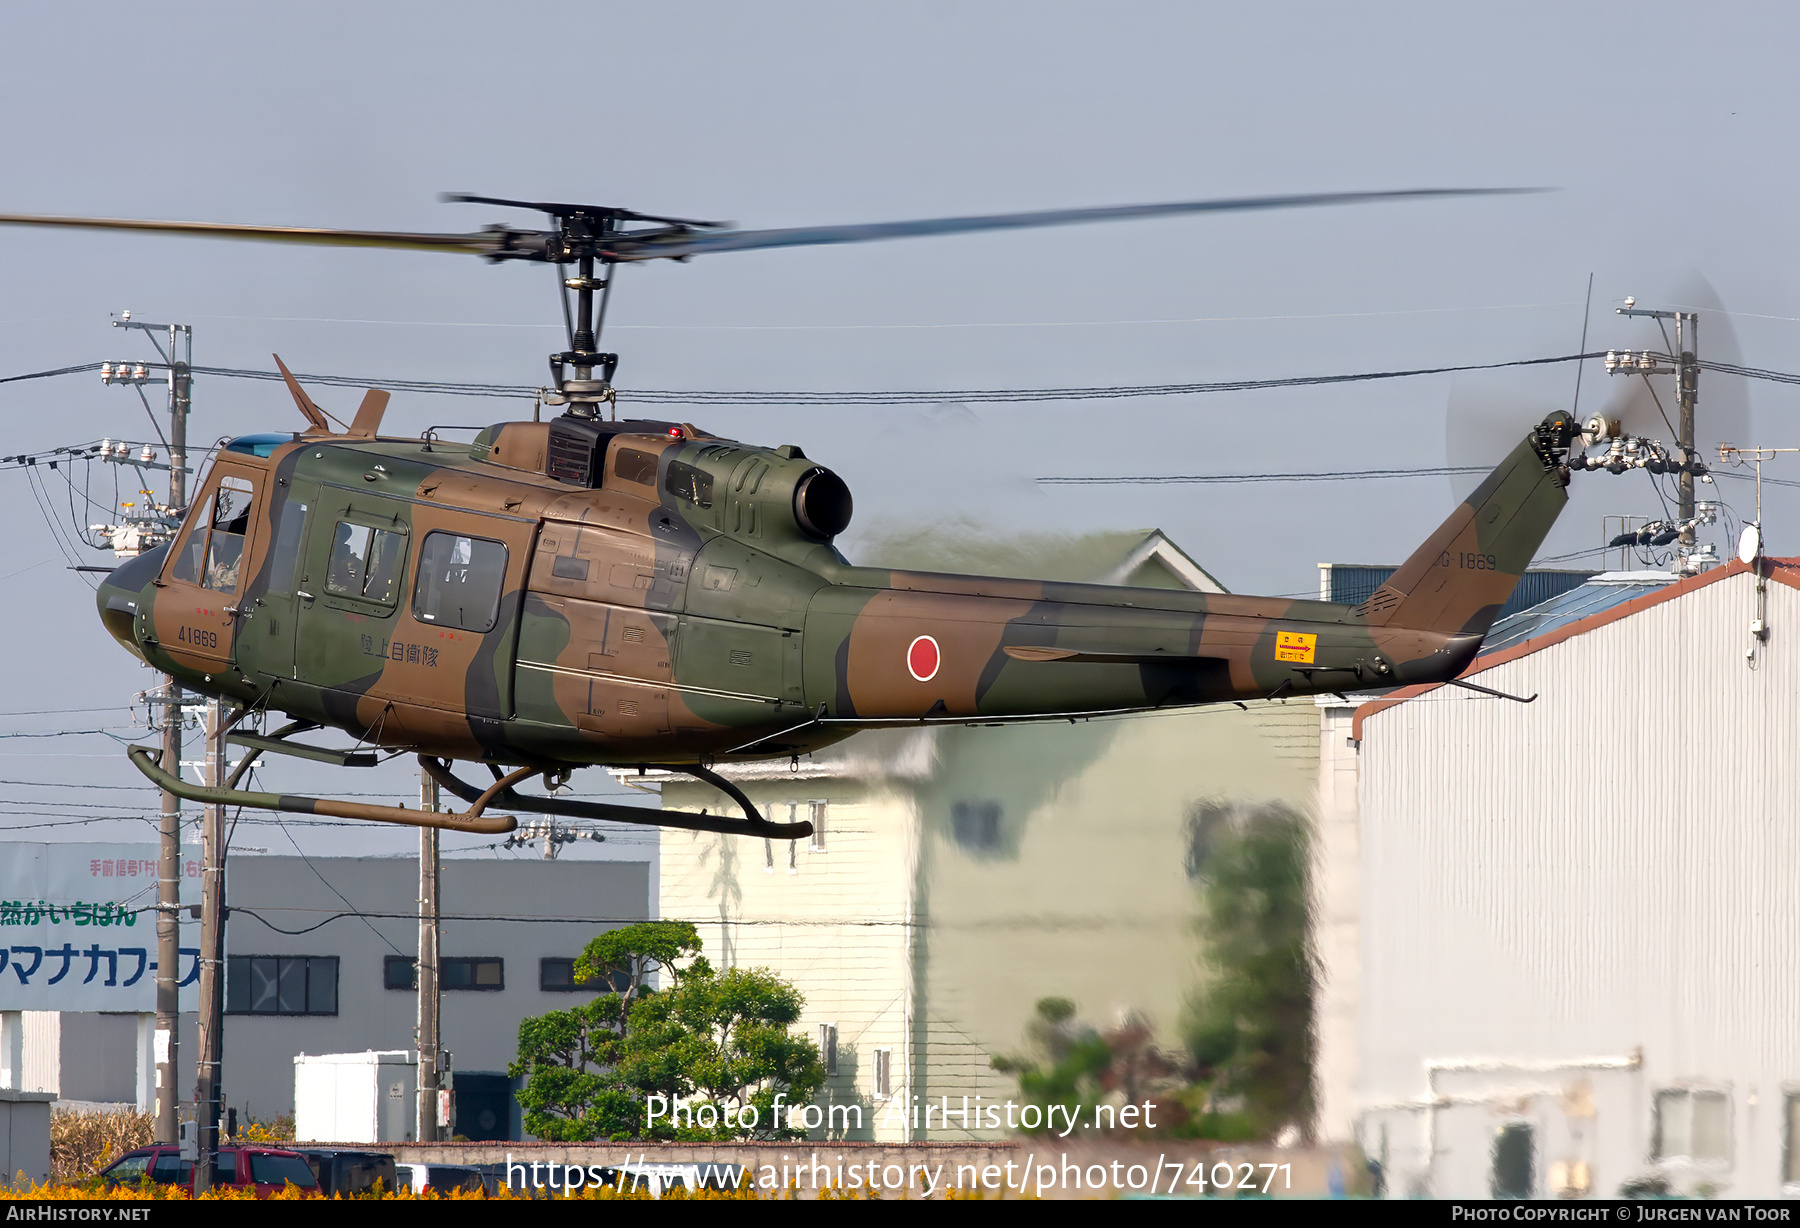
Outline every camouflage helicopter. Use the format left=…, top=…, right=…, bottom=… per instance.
left=0, top=190, right=1580, bottom=841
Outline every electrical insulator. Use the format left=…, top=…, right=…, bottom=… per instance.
left=100, top=363, right=114, bottom=384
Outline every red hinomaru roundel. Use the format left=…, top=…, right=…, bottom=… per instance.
left=907, top=635, right=940, bottom=682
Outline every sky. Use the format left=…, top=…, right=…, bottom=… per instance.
left=1, top=1, right=1797, bottom=856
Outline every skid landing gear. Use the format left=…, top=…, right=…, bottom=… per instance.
left=421, top=757, right=813, bottom=841
left=125, top=733, right=811, bottom=840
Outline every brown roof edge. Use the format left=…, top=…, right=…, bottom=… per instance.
left=1350, top=557, right=1800, bottom=741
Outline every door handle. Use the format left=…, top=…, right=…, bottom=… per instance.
left=297, top=591, right=314, bottom=601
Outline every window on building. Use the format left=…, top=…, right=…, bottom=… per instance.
left=326, top=521, right=407, bottom=604
left=951, top=801, right=1002, bottom=851
left=808, top=800, right=828, bottom=852
left=1184, top=801, right=1233, bottom=881
left=872, top=1048, right=891, bottom=1099
left=819, top=1024, right=838, bottom=1076
left=541, top=958, right=577, bottom=991
left=226, top=955, right=338, bottom=1015
left=442, top=957, right=505, bottom=991
left=413, top=531, right=508, bottom=632
left=1785, top=1093, right=1800, bottom=1185
left=1490, top=1123, right=1534, bottom=1199
left=764, top=837, right=774, bottom=873
left=788, top=833, right=798, bottom=874
left=1654, top=1089, right=1731, bottom=1162
left=386, top=955, right=504, bottom=991
left=541, top=958, right=632, bottom=993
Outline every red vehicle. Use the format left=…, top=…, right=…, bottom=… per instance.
left=99, top=1144, right=321, bottom=1197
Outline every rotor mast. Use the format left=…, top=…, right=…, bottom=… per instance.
left=547, top=213, right=620, bottom=419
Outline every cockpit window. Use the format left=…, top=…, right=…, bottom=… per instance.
left=664, top=461, right=713, bottom=508
left=172, top=473, right=257, bottom=592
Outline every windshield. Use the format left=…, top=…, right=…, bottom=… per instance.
left=104, top=1153, right=150, bottom=1183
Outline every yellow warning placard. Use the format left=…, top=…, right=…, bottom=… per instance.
left=1274, top=632, right=1317, bottom=664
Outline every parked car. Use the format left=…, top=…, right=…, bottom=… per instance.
left=97, top=1145, right=321, bottom=1197
left=293, top=1148, right=398, bottom=1197
left=395, top=1162, right=484, bottom=1195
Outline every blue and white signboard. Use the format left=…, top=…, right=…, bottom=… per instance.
left=0, top=843, right=200, bottom=1011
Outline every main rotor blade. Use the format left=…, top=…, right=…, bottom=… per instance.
left=599, top=187, right=1543, bottom=262
left=0, top=212, right=505, bottom=255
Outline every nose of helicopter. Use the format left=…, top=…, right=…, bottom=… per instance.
left=95, top=546, right=165, bottom=662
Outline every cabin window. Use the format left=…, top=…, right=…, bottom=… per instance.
left=266, top=500, right=308, bottom=595
left=664, top=460, right=713, bottom=508
left=412, top=531, right=508, bottom=632
left=326, top=522, right=407, bottom=604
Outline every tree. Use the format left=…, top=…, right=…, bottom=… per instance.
left=1180, top=802, right=1315, bottom=1141
left=992, top=998, right=1179, bottom=1135
left=511, top=921, right=823, bottom=1141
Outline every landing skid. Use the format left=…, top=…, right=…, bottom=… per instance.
left=421, top=758, right=813, bottom=841
left=125, top=735, right=812, bottom=840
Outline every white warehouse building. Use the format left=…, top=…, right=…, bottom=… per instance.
left=1312, top=557, right=1800, bottom=1199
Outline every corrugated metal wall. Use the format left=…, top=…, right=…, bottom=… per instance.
left=1353, top=570, right=1800, bottom=1198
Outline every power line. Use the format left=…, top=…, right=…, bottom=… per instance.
left=1038, top=464, right=1489, bottom=486
left=0, top=351, right=1610, bottom=404
left=12, top=350, right=1800, bottom=408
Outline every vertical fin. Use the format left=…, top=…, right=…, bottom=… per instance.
left=272, top=354, right=332, bottom=434
left=1360, top=413, right=1574, bottom=638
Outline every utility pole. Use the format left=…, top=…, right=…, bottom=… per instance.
left=416, top=769, right=441, bottom=1143
left=192, top=700, right=227, bottom=1193
left=103, top=314, right=191, bottom=1146
left=1608, top=300, right=1711, bottom=571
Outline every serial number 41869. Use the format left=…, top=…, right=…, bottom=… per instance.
left=1440, top=551, right=1498, bottom=571
left=177, top=626, right=219, bottom=649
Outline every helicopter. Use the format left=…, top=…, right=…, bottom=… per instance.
left=0, top=189, right=1584, bottom=841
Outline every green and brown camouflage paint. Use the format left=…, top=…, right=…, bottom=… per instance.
left=96, top=409, right=1578, bottom=770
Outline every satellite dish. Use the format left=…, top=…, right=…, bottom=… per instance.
left=1739, top=524, right=1762, bottom=566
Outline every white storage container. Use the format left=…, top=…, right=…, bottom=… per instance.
left=293, top=1050, right=416, bottom=1143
